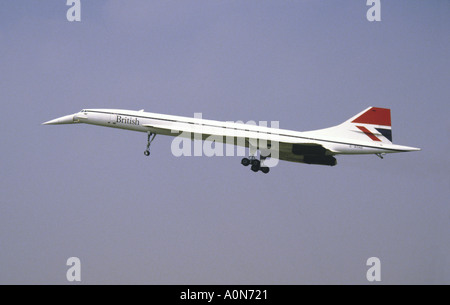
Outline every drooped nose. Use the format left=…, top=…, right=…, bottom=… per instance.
left=42, top=114, right=77, bottom=125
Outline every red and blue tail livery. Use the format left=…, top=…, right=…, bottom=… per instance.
left=352, top=107, right=393, bottom=142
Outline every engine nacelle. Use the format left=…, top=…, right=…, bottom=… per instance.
left=303, top=155, right=337, bottom=166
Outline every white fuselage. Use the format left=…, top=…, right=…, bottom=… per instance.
left=50, top=108, right=417, bottom=156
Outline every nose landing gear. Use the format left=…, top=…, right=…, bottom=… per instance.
left=144, top=131, right=156, bottom=156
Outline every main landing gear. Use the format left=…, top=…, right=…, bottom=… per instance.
left=144, top=131, right=156, bottom=156
left=241, top=156, right=270, bottom=174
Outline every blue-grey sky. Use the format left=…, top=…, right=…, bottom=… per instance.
left=0, top=0, right=449, bottom=284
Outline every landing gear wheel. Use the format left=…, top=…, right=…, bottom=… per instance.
left=144, top=150, right=150, bottom=156
left=251, top=164, right=260, bottom=172
left=251, top=159, right=260, bottom=167
left=260, top=167, right=270, bottom=174
left=241, top=158, right=250, bottom=166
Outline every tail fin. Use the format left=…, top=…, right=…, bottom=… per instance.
left=306, top=107, right=393, bottom=144
left=346, top=107, right=392, bottom=143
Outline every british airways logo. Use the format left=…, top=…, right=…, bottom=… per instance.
left=116, top=115, right=139, bottom=125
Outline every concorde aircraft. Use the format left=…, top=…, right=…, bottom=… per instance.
left=43, top=107, right=420, bottom=174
